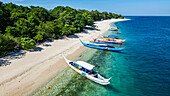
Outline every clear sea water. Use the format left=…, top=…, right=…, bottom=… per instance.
left=34, top=16, right=170, bottom=96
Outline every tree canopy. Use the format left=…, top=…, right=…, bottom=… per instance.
left=0, top=1, right=124, bottom=56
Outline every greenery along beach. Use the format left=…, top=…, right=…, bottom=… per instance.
left=1, top=0, right=169, bottom=96
left=0, top=1, right=127, bottom=96
left=0, top=1, right=124, bottom=56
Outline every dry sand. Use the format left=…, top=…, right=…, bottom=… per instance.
left=0, top=19, right=129, bottom=96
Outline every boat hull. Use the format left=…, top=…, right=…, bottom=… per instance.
left=80, top=40, right=124, bottom=52
left=93, top=38, right=123, bottom=44
left=63, top=55, right=110, bottom=85
left=108, top=29, right=118, bottom=31
left=101, top=36, right=126, bottom=42
left=89, top=41, right=113, bottom=45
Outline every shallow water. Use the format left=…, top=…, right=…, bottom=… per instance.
left=34, top=16, right=170, bottom=96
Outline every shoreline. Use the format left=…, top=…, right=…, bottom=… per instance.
left=0, top=19, right=129, bottom=96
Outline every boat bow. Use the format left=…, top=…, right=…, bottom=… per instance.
left=104, top=77, right=112, bottom=82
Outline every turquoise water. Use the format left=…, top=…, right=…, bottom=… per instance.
left=34, top=16, right=170, bottom=96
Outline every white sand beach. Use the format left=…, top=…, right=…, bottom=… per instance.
left=0, top=19, right=129, bottom=96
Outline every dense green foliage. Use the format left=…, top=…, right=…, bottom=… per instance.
left=18, top=37, right=36, bottom=50
left=0, top=1, right=124, bottom=56
left=0, top=34, right=17, bottom=55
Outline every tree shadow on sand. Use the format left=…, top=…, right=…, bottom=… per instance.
left=0, top=51, right=26, bottom=66
left=28, top=46, right=44, bottom=52
left=84, top=27, right=97, bottom=30
left=43, top=44, right=51, bottom=47
left=2, top=51, right=26, bottom=60
left=0, top=46, right=44, bottom=66
left=0, top=59, right=11, bottom=66
left=84, top=27, right=100, bottom=31
left=81, top=30, right=89, bottom=34
left=67, top=34, right=79, bottom=38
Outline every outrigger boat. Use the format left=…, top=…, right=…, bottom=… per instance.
left=89, top=41, right=113, bottom=45
left=63, top=54, right=111, bottom=85
left=93, top=38, right=123, bottom=44
left=110, top=27, right=118, bottom=29
left=108, top=29, right=118, bottom=31
left=80, top=39, right=125, bottom=52
left=101, top=35, right=126, bottom=42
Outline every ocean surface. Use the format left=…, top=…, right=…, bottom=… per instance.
left=34, top=16, right=170, bottom=96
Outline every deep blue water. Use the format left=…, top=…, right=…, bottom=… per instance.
left=112, top=16, right=170, bottom=96
left=34, top=16, right=170, bottom=96
left=84, top=16, right=170, bottom=96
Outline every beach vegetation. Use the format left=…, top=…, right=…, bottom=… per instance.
left=18, top=37, right=36, bottom=50
left=0, top=33, right=18, bottom=55
left=0, top=1, right=124, bottom=56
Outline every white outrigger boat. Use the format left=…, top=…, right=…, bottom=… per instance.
left=63, top=54, right=111, bottom=85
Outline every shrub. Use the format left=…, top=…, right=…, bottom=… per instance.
left=19, top=37, right=36, bottom=50
left=0, top=34, right=17, bottom=56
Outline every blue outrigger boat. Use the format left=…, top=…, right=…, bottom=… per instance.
left=80, top=40, right=125, bottom=52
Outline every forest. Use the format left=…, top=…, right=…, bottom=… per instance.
left=0, top=1, right=124, bottom=56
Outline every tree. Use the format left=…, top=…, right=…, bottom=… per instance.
left=0, top=9, right=3, bottom=33
left=101, top=12, right=108, bottom=19
left=30, top=6, right=51, bottom=21
left=0, top=1, right=124, bottom=56
left=34, top=31, right=44, bottom=43
left=0, top=33, right=18, bottom=55
left=18, top=37, right=36, bottom=50
left=36, top=21, right=60, bottom=40
left=61, top=25, right=76, bottom=36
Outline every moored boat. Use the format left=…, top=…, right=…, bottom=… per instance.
left=80, top=39, right=125, bottom=52
left=114, top=38, right=126, bottom=42
left=93, top=38, right=123, bottom=44
left=89, top=41, right=113, bottom=45
left=101, top=35, right=126, bottom=42
left=110, top=27, right=118, bottom=29
left=108, top=29, right=118, bottom=31
left=63, top=54, right=111, bottom=85
left=101, top=36, right=115, bottom=40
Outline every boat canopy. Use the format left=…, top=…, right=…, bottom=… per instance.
left=108, top=35, right=118, bottom=38
left=76, top=61, right=95, bottom=70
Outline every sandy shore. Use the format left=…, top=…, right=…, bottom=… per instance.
left=0, top=19, right=129, bottom=96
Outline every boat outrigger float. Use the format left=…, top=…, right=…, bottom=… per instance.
left=63, top=54, right=111, bottom=85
